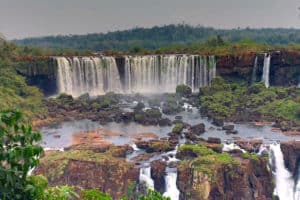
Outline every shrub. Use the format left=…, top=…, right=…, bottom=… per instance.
left=172, top=123, right=184, bottom=134
left=82, top=189, right=112, bottom=200
left=176, top=84, right=192, bottom=97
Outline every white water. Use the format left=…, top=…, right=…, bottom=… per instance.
left=269, top=143, right=295, bottom=200
left=55, top=55, right=216, bottom=96
left=262, top=54, right=271, bottom=88
left=222, top=142, right=246, bottom=153
left=139, top=165, right=155, bottom=190
left=295, top=165, right=300, bottom=200
left=252, top=56, right=258, bottom=83
left=56, top=56, right=122, bottom=97
left=163, top=170, right=180, bottom=200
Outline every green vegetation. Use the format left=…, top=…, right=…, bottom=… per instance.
left=172, top=123, right=184, bottom=134
left=200, top=77, right=300, bottom=124
left=14, top=24, right=300, bottom=53
left=0, top=110, right=43, bottom=199
left=178, top=144, right=214, bottom=156
left=0, top=40, right=46, bottom=119
left=178, top=144, right=238, bottom=182
left=82, top=189, right=112, bottom=200
left=176, top=84, right=192, bottom=97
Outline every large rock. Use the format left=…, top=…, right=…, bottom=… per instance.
left=188, top=123, right=206, bottom=135
left=177, top=154, right=273, bottom=200
left=35, top=145, right=139, bottom=199
left=150, top=160, right=166, bottom=193
left=236, top=139, right=263, bottom=153
left=281, top=141, right=300, bottom=175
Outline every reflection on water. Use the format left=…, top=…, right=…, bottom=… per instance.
left=41, top=105, right=300, bottom=149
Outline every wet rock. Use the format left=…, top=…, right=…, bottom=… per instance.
left=205, top=143, right=222, bottom=153
left=222, top=125, right=234, bottom=131
left=207, top=137, right=221, bottom=144
left=133, top=102, right=145, bottom=111
left=151, top=160, right=166, bottom=193
left=235, top=139, right=263, bottom=153
left=212, top=118, right=224, bottom=127
left=184, top=131, right=198, bottom=141
left=281, top=141, right=300, bottom=175
left=188, top=123, right=205, bottom=135
left=158, top=118, right=171, bottom=126
left=226, top=129, right=238, bottom=135
left=135, top=139, right=175, bottom=153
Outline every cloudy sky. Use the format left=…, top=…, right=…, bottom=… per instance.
left=1, top=0, right=300, bottom=39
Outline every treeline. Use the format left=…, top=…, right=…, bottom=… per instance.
left=14, top=24, right=300, bottom=51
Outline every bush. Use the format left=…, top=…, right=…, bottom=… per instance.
left=176, top=84, right=192, bottom=97
left=172, top=123, right=184, bottom=134
left=0, top=110, right=44, bottom=200
left=82, top=189, right=112, bottom=200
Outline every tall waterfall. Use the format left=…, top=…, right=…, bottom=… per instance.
left=163, top=169, right=180, bottom=200
left=124, top=55, right=216, bottom=93
left=269, top=143, right=296, bottom=200
left=55, top=55, right=216, bottom=96
left=262, top=54, right=271, bottom=88
left=139, top=165, right=154, bottom=190
left=56, top=57, right=122, bottom=97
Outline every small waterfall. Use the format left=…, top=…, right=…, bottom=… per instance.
left=56, top=55, right=217, bottom=96
left=262, top=53, right=271, bottom=88
left=269, top=143, right=295, bottom=200
left=252, top=56, right=258, bottom=83
left=139, top=165, right=154, bottom=190
left=295, top=166, right=300, bottom=200
left=163, top=169, right=180, bottom=200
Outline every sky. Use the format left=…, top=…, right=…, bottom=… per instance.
left=1, top=0, right=300, bottom=39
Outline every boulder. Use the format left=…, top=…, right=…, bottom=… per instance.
left=236, top=139, right=263, bottom=153
left=281, top=141, right=300, bottom=175
left=207, top=137, right=221, bottom=144
left=150, top=160, right=166, bottom=193
left=188, top=123, right=205, bottom=135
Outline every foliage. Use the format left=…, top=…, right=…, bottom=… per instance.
left=43, top=186, right=78, bottom=200
left=199, top=77, right=300, bottom=124
left=172, top=123, right=184, bottom=134
left=178, top=144, right=215, bottom=156
left=82, top=189, right=112, bottom=200
left=176, top=84, right=192, bottom=97
left=138, top=190, right=170, bottom=200
left=0, top=110, right=43, bottom=200
left=14, top=24, right=300, bottom=53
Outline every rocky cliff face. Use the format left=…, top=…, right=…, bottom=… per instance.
left=176, top=145, right=273, bottom=200
left=16, top=51, right=300, bottom=96
left=281, top=141, right=300, bottom=177
left=217, top=51, right=300, bottom=86
left=35, top=145, right=139, bottom=199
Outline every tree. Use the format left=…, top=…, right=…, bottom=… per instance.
left=0, top=110, right=43, bottom=199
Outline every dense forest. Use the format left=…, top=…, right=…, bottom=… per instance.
left=14, top=24, right=300, bottom=51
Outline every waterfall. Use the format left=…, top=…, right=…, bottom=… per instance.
left=56, top=56, right=122, bottom=97
left=123, top=55, right=216, bottom=93
left=262, top=53, right=271, bottom=88
left=295, top=165, right=300, bottom=200
left=139, top=165, right=154, bottom=190
left=163, top=169, right=180, bottom=200
left=252, top=56, right=258, bottom=83
left=269, top=143, right=295, bottom=200
left=56, top=55, right=217, bottom=96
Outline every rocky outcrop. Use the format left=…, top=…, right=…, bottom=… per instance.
left=281, top=141, right=300, bottom=176
left=150, top=160, right=166, bottom=193
left=35, top=145, right=139, bottom=199
left=177, top=144, right=273, bottom=200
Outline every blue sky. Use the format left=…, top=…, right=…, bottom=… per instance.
left=1, top=0, right=299, bottom=39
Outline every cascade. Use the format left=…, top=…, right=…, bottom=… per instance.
left=139, top=165, right=154, bottom=190
left=56, top=56, right=122, bottom=97
left=269, top=143, right=295, bottom=200
left=56, top=55, right=216, bottom=96
left=163, top=169, right=180, bottom=200
left=252, top=56, right=258, bottom=83
left=262, top=53, right=271, bottom=88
